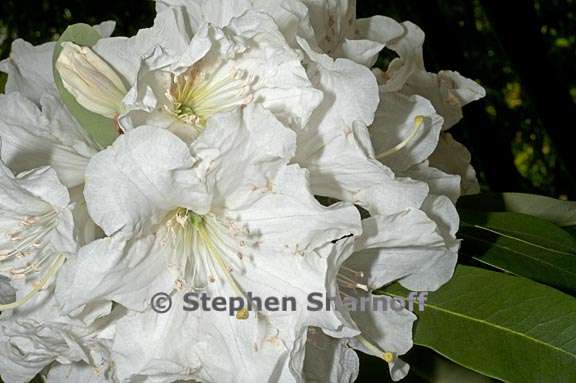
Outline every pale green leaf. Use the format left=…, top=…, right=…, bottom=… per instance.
left=458, top=192, right=576, bottom=226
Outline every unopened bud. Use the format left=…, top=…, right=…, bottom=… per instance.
left=56, top=42, right=127, bottom=119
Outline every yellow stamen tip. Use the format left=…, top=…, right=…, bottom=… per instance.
left=414, top=115, right=425, bottom=127
left=236, top=308, right=249, bottom=320
left=382, top=351, right=395, bottom=363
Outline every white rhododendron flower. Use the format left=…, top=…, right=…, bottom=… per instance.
left=0, top=159, right=75, bottom=311
left=55, top=105, right=361, bottom=381
left=0, top=157, right=116, bottom=383
left=0, top=0, right=487, bottom=382
left=0, top=288, right=118, bottom=383
left=119, top=10, right=322, bottom=142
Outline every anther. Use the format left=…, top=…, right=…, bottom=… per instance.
left=9, top=233, right=22, bottom=241
left=22, top=216, right=37, bottom=226
left=382, top=352, right=395, bottom=363
left=236, top=307, right=249, bottom=320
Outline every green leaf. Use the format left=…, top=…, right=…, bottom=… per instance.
left=382, top=266, right=576, bottom=383
left=566, top=225, right=576, bottom=239
left=458, top=210, right=576, bottom=292
left=52, top=23, right=118, bottom=148
left=458, top=192, right=576, bottom=226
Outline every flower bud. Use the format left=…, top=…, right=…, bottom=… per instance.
left=56, top=42, right=127, bottom=119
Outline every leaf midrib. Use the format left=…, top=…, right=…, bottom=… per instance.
left=460, top=222, right=575, bottom=256
left=459, top=232, right=576, bottom=276
left=385, top=291, right=576, bottom=361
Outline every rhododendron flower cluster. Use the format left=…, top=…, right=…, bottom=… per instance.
left=0, top=1, right=484, bottom=382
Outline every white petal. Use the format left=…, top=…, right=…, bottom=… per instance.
left=348, top=210, right=445, bottom=289
left=228, top=12, right=323, bottom=129
left=349, top=299, right=416, bottom=356
left=69, top=186, right=101, bottom=246
left=348, top=194, right=459, bottom=292
left=299, top=0, right=356, bottom=53
left=303, top=328, right=359, bottom=383
left=46, top=362, right=113, bottom=383
left=403, top=70, right=485, bottom=130
left=84, top=126, right=210, bottom=237
left=429, top=133, right=480, bottom=195
left=298, top=37, right=379, bottom=134
left=354, top=176, right=429, bottom=216
left=399, top=195, right=460, bottom=291
left=401, top=162, right=461, bottom=203
left=0, top=292, right=112, bottom=383
left=367, top=21, right=425, bottom=92
left=160, top=0, right=316, bottom=47
left=0, top=277, right=15, bottom=307
left=295, top=38, right=383, bottom=201
left=55, top=235, right=174, bottom=313
left=251, top=0, right=317, bottom=46
left=93, top=7, right=191, bottom=85
left=92, top=21, right=116, bottom=38
left=338, top=38, right=384, bottom=67
left=356, top=16, right=406, bottom=47
left=371, top=92, right=443, bottom=171
left=0, top=93, right=95, bottom=188
left=214, top=165, right=362, bottom=333
left=157, top=0, right=252, bottom=31
left=113, top=291, right=300, bottom=382
left=193, top=104, right=296, bottom=210
left=238, top=164, right=361, bottom=252
left=389, top=358, right=410, bottom=381
left=0, top=40, right=58, bottom=102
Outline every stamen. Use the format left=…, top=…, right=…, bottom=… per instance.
left=0, top=254, right=66, bottom=311
left=160, top=208, right=252, bottom=320
left=337, top=270, right=369, bottom=292
left=167, top=65, right=255, bottom=128
left=9, top=233, right=22, bottom=241
left=21, top=216, right=37, bottom=226
left=197, top=225, right=245, bottom=296
left=236, top=308, right=249, bottom=320
left=0, top=210, right=56, bottom=261
left=341, top=266, right=365, bottom=278
left=375, top=115, right=426, bottom=160
left=357, top=335, right=396, bottom=364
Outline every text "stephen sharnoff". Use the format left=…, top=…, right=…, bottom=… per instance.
left=150, top=291, right=428, bottom=316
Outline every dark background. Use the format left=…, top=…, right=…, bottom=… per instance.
left=0, top=0, right=574, bottom=381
